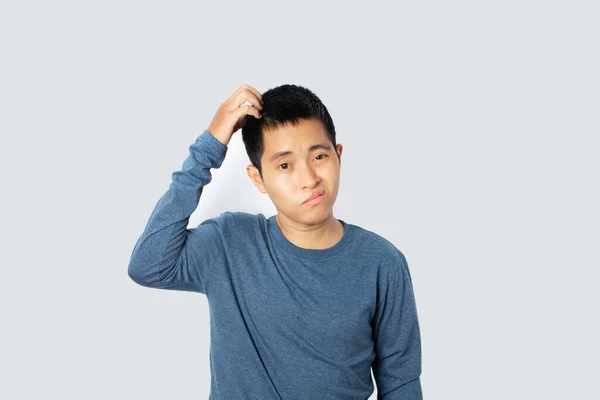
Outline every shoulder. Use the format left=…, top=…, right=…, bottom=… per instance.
left=350, top=222, right=408, bottom=278
left=222, top=211, right=267, bottom=226
left=196, top=211, right=267, bottom=234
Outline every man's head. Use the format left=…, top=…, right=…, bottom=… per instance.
left=242, top=84, right=343, bottom=226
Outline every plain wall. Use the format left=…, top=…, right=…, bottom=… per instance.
left=1, top=1, right=598, bottom=399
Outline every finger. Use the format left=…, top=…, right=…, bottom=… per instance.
left=234, top=91, right=263, bottom=110
left=241, top=84, right=263, bottom=105
left=236, top=104, right=262, bottom=120
left=225, top=84, right=256, bottom=107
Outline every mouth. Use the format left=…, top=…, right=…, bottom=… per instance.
left=302, top=190, right=326, bottom=205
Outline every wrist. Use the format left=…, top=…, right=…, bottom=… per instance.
left=207, top=129, right=229, bottom=147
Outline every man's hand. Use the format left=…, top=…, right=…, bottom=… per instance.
left=207, top=83, right=263, bottom=146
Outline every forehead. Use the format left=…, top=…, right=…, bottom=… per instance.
left=262, top=118, right=331, bottom=159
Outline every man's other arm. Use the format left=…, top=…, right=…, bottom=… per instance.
left=371, top=250, right=423, bottom=399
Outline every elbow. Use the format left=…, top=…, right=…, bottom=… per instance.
left=378, top=376, right=423, bottom=400
left=128, top=262, right=154, bottom=287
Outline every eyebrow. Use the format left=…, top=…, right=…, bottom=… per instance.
left=269, top=143, right=332, bottom=162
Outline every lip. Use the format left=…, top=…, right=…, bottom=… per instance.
left=302, top=190, right=325, bottom=205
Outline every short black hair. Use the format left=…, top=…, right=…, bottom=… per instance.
left=241, top=84, right=338, bottom=180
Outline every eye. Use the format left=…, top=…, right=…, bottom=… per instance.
left=279, top=163, right=290, bottom=170
left=315, top=154, right=329, bottom=160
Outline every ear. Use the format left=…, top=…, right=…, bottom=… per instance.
left=246, top=164, right=267, bottom=194
left=335, top=143, right=343, bottom=164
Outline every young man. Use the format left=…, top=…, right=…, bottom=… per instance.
left=128, top=84, right=423, bottom=399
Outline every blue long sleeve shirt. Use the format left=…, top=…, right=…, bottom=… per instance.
left=127, top=129, right=423, bottom=399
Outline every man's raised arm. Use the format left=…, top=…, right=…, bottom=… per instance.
left=127, top=84, right=263, bottom=294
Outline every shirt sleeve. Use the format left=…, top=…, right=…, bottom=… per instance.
left=127, top=129, right=228, bottom=295
left=371, top=250, right=423, bottom=399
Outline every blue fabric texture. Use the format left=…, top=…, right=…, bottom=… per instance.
left=128, top=130, right=423, bottom=399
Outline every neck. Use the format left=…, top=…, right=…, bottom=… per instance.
left=275, top=213, right=345, bottom=250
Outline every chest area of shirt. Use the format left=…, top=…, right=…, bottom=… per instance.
left=236, top=263, right=376, bottom=343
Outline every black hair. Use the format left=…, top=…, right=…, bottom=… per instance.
left=241, top=84, right=338, bottom=180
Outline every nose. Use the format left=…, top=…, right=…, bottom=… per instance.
left=297, top=161, right=320, bottom=188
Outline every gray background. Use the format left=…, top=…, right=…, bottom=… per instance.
left=1, top=1, right=598, bottom=399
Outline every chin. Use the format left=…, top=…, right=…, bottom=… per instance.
left=278, top=204, right=332, bottom=224
left=302, top=208, right=332, bottom=223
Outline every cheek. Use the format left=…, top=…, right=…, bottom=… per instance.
left=323, top=167, right=340, bottom=183
left=269, top=176, right=294, bottom=197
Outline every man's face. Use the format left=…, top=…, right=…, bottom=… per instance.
left=249, top=118, right=343, bottom=226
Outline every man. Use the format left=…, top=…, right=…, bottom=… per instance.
left=128, top=83, right=423, bottom=399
